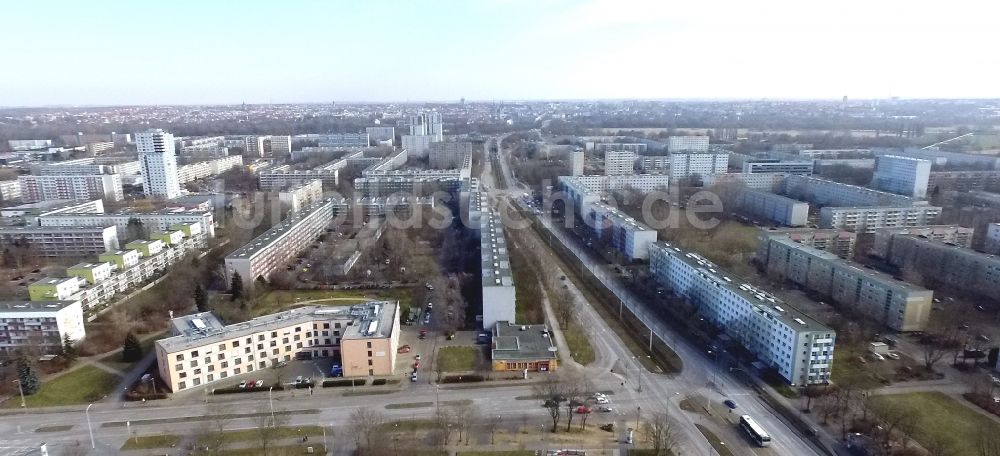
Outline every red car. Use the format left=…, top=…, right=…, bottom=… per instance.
left=575, top=406, right=592, bottom=414
left=413, top=361, right=421, bottom=369
left=398, top=345, right=412, bottom=353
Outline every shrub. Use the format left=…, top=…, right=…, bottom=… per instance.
left=322, top=378, right=366, bottom=388
left=441, top=375, right=484, bottom=384
left=213, top=384, right=284, bottom=395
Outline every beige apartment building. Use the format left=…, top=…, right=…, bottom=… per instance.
left=155, top=302, right=399, bottom=392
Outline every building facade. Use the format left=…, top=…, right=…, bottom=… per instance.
left=136, top=129, right=182, bottom=199
left=18, top=174, right=123, bottom=203
left=649, top=242, right=835, bottom=385
left=818, top=205, right=942, bottom=233
left=738, top=189, right=809, bottom=227
left=756, top=228, right=858, bottom=261
left=0, top=301, right=85, bottom=357
left=38, top=209, right=216, bottom=239
left=480, top=205, right=516, bottom=329
left=278, top=179, right=324, bottom=213
left=761, top=237, right=932, bottom=331
left=155, top=302, right=399, bottom=391
left=669, top=151, right=728, bottom=181
left=784, top=175, right=915, bottom=207
left=0, top=225, right=119, bottom=257
left=883, top=235, right=1000, bottom=301
left=667, top=136, right=710, bottom=153
left=570, top=150, right=585, bottom=176
left=604, top=151, right=636, bottom=176
left=872, top=155, right=932, bottom=198
left=871, top=225, right=974, bottom=259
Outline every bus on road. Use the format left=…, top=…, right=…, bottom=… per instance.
left=739, top=415, right=772, bottom=447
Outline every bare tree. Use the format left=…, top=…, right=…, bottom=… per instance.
left=925, top=432, right=959, bottom=456
left=563, top=376, right=584, bottom=432
left=921, top=339, right=948, bottom=372
left=551, top=286, right=577, bottom=330
left=252, top=407, right=289, bottom=456
left=452, top=402, right=479, bottom=445
left=200, top=404, right=234, bottom=455
left=434, top=406, right=457, bottom=447
left=348, top=407, right=386, bottom=455
left=486, top=415, right=503, bottom=445
left=643, top=411, right=682, bottom=456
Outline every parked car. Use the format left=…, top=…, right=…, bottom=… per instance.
left=411, top=373, right=418, bottom=382
left=295, top=376, right=304, bottom=385
left=238, top=380, right=247, bottom=388
left=575, top=406, right=592, bottom=414
left=596, top=397, right=610, bottom=404
left=255, top=379, right=263, bottom=388
left=885, top=352, right=900, bottom=360
left=723, top=399, right=738, bottom=409
left=871, top=353, right=885, bottom=361
left=413, top=361, right=420, bottom=369
left=598, top=406, right=613, bottom=412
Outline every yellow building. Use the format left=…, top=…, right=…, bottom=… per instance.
left=491, top=322, right=558, bottom=372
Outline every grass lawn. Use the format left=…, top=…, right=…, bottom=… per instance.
left=98, top=335, right=160, bottom=373
left=120, top=434, right=181, bottom=450
left=629, top=450, right=676, bottom=456
left=459, top=452, right=535, bottom=456
left=194, top=444, right=327, bottom=456
left=437, top=346, right=478, bottom=372
left=195, top=425, right=324, bottom=446
left=695, top=424, right=735, bottom=456
left=870, top=391, right=1000, bottom=455
left=3, top=365, right=120, bottom=408
left=563, top=324, right=596, bottom=365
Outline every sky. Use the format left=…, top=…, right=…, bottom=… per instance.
left=2, top=0, right=999, bottom=106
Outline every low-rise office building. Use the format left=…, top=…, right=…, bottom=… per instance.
left=155, top=302, right=399, bottom=391
left=491, top=322, right=558, bottom=372
left=761, top=237, right=932, bottom=331
left=738, top=189, right=809, bottom=227
left=871, top=225, right=974, bottom=259
left=818, top=205, right=942, bottom=233
left=0, top=300, right=86, bottom=357
left=225, top=199, right=336, bottom=287
left=883, top=235, right=1000, bottom=301
left=756, top=228, right=858, bottom=261
left=0, top=225, right=119, bottom=258
left=649, top=242, right=835, bottom=385
left=784, top=175, right=915, bottom=207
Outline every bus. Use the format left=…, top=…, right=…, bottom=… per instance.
left=738, top=415, right=771, bottom=447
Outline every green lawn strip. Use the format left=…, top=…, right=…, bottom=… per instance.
left=695, top=424, right=735, bottom=456
left=102, top=409, right=320, bottom=428
left=3, top=365, right=119, bottom=408
left=459, top=451, right=536, bottom=456
left=437, top=346, right=478, bottom=372
left=194, top=444, right=327, bottom=456
left=629, top=450, right=676, bottom=456
left=563, top=324, right=596, bottom=365
left=379, top=419, right=440, bottom=432
left=196, top=425, right=323, bottom=446
left=120, top=434, right=181, bottom=450
left=35, top=425, right=73, bottom=432
left=386, top=402, right=434, bottom=409
left=342, top=390, right=395, bottom=397
left=253, top=289, right=412, bottom=316
left=870, top=391, right=1000, bottom=455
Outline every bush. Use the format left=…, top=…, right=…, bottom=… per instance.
left=125, top=392, right=168, bottom=402
left=964, top=393, right=1000, bottom=417
left=441, top=375, right=484, bottom=384
left=322, top=378, right=366, bottom=388
left=213, top=384, right=284, bottom=395
left=372, top=378, right=387, bottom=386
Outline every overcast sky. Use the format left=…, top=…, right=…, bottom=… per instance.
left=2, top=0, right=998, bottom=106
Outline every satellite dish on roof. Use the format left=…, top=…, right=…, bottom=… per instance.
left=548, top=347, right=558, bottom=352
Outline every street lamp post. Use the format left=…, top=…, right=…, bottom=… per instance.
left=636, top=406, right=641, bottom=431
left=86, top=403, right=96, bottom=449
left=268, top=387, right=276, bottom=427
left=12, top=379, right=25, bottom=408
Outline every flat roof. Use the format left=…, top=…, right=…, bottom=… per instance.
left=481, top=210, right=513, bottom=287
left=157, top=302, right=398, bottom=353
left=657, top=241, right=831, bottom=332
left=770, top=237, right=931, bottom=294
left=227, top=199, right=334, bottom=259
left=0, top=225, right=115, bottom=233
left=0, top=300, right=78, bottom=313
left=491, top=322, right=558, bottom=361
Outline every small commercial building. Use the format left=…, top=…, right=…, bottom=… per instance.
left=491, top=322, right=558, bottom=373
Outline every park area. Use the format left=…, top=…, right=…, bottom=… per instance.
left=870, top=391, right=1000, bottom=455
left=3, top=365, right=119, bottom=408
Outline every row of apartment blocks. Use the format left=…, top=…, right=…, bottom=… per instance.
left=783, top=175, right=916, bottom=208
left=871, top=225, right=974, bottom=259
left=0, top=300, right=86, bottom=357
left=737, top=189, right=809, bottom=227
left=18, top=173, right=124, bottom=202
left=649, top=242, right=835, bottom=385
left=818, top=205, right=942, bottom=233
left=36, top=208, right=216, bottom=241
left=475, top=191, right=516, bottom=330
left=756, top=228, right=858, bottom=260
left=581, top=202, right=657, bottom=261
left=225, top=199, right=336, bottom=287
left=26, top=222, right=206, bottom=318
left=880, top=234, right=1000, bottom=302
left=0, top=225, right=119, bottom=258
left=155, top=301, right=400, bottom=392
left=759, top=236, right=933, bottom=332
left=177, top=155, right=244, bottom=184
left=278, top=180, right=324, bottom=213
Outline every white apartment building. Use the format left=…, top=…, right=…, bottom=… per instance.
left=177, top=155, right=244, bottom=184
left=402, top=135, right=435, bottom=156
left=582, top=202, right=657, bottom=260
left=259, top=167, right=340, bottom=190
left=244, top=136, right=266, bottom=157
left=872, top=155, right=932, bottom=198
left=0, top=179, right=21, bottom=201
left=883, top=235, right=1000, bottom=301
left=756, top=228, right=857, bottom=261
left=155, top=302, right=400, bottom=391
left=669, top=151, right=728, bottom=181
left=570, top=150, right=585, bottom=176
left=704, top=173, right=788, bottom=191
left=871, top=225, right=974, bottom=259
left=225, top=199, right=336, bottom=286
left=480, top=207, right=516, bottom=329
left=18, top=174, right=123, bottom=202
left=33, top=158, right=140, bottom=177
left=986, top=223, right=1000, bottom=254
left=7, top=139, right=52, bottom=151
left=819, top=205, right=942, bottom=233
left=137, top=129, right=182, bottom=199
left=311, top=133, right=370, bottom=149
left=409, top=113, right=443, bottom=140
left=268, top=136, right=292, bottom=156
left=365, top=127, right=396, bottom=142
left=784, top=175, right=915, bottom=207
left=667, top=136, right=710, bottom=153
left=604, top=151, right=636, bottom=176
left=0, top=301, right=86, bottom=357
left=649, top=242, right=835, bottom=385
left=762, top=237, right=933, bottom=332
left=85, top=141, right=115, bottom=155
left=593, top=143, right=647, bottom=154
left=429, top=142, right=474, bottom=168
left=742, top=160, right=814, bottom=175
left=0, top=225, right=119, bottom=257
left=738, top=189, right=809, bottom=227
left=180, top=144, right=229, bottom=159
left=638, top=156, right=669, bottom=174
left=278, top=180, right=324, bottom=213
left=3, top=199, right=105, bottom=225
left=39, top=209, right=216, bottom=239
